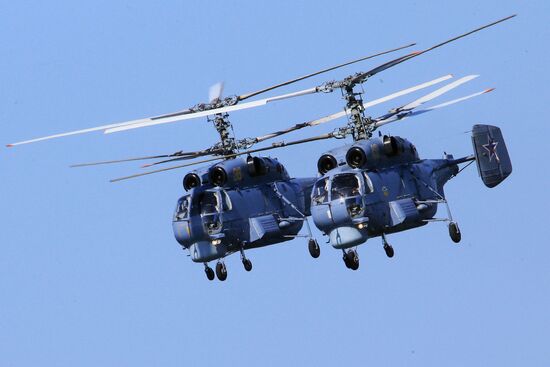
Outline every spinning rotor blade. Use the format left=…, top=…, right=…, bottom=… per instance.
left=237, top=43, right=416, bottom=101
left=110, top=133, right=336, bottom=182
left=374, top=87, right=495, bottom=128
left=347, top=15, right=516, bottom=86
left=209, top=82, right=225, bottom=103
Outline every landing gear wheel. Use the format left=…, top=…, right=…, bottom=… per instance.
left=449, top=221, right=461, bottom=243
left=343, top=252, right=352, bottom=269
left=215, top=262, right=228, bottom=281
left=345, top=250, right=359, bottom=271
left=242, top=258, right=253, bottom=272
left=204, top=266, right=215, bottom=281
left=308, top=239, right=320, bottom=258
left=384, top=243, right=394, bottom=258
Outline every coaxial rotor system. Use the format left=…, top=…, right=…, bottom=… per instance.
left=7, top=15, right=516, bottom=183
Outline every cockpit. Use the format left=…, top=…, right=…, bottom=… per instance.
left=173, top=189, right=232, bottom=226
left=312, top=172, right=375, bottom=222
left=198, top=189, right=232, bottom=235
left=331, top=173, right=361, bottom=200
left=312, top=172, right=373, bottom=206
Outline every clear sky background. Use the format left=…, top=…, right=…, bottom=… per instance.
left=1, top=1, right=549, bottom=366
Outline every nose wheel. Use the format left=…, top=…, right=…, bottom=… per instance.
left=448, top=221, right=461, bottom=243
left=308, top=238, right=320, bottom=258
left=343, top=249, right=359, bottom=270
left=204, top=264, right=215, bottom=281
left=215, top=261, right=228, bottom=281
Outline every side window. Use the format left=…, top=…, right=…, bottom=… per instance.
left=221, top=190, right=232, bottom=211
left=312, top=178, right=329, bottom=204
left=174, top=196, right=190, bottom=220
left=362, top=172, right=374, bottom=194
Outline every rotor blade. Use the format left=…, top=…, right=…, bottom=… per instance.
left=141, top=149, right=224, bottom=168
left=374, top=88, right=495, bottom=128
left=237, top=43, right=416, bottom=101
left=377, top=75, right=479, bottom=121
left=209, top=82, right=225, bottom=103
left=70, top=150, right=211, bottom=168
left=349, top=14, right=516, bottom=85
left=103, top=87, right=322, bottom=134
left=253, top=74, right=454, bottom=142
left=110, top=133, right=336, bottom=182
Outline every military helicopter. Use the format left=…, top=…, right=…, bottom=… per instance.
left=106, top=14, right=514, bottom=272
left=7, top=15, right=515, bottom=279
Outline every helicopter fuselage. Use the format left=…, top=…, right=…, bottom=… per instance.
left=311, top=135, right=459, bottom=249
left=172, top=156, right=315, bottom=262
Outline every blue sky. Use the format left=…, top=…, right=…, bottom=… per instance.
left=1, top=1, right=549, bottom=366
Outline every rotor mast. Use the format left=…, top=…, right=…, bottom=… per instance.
left=342, top=84, right=374, bottom=141
left=209, top=113, right=238, bottom=155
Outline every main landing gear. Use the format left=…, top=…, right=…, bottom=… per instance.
left=240, top=247, right=253, bottom=272
left=203, top=262, right=229, bottom=281
left=204, top=263, right=215, bottom=281
left=343, top=249, right=359, bottom=270
left=308, top=238, right=320, bottom=258
left=382, top=233, right=394, bottom=258
left=448, top=221, right=461, bottom=243
left=215, top=261, right=228, bottom=281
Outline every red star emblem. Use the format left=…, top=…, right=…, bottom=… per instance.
left=482, top=138, right=500, bottom=163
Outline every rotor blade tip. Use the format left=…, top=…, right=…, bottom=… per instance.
left=141, top=164, right=152, bottom=168
left=484, top=87, right=496, bottom=93
left=6, top=144, right=13, bottom=148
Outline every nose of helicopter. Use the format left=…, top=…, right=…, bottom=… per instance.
left=328, top=226, right=368, bottom=249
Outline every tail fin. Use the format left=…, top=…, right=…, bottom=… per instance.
left=471, top=124, right=512, bottom=188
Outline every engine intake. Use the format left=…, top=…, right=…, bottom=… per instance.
left=209, top=166, right=227, bottom=187
left=183, top=173, right=201, bottom=191
left=346, top=147, right=367, bottom=168
left=317, top=154, right=337, bottom=174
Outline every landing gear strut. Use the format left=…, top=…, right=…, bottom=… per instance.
left=382, top=233, right=394, bottom=258
left=215, top=261, right=228, bottom=281
left=239, top=246, right=253, bottom=272
left=448, top=221, right=461, bottom=243
left=343, top=249, right=359, bottom=270
left=308, top=238, right=320, bottom=258
left=204, top=264, right=215, bottom=281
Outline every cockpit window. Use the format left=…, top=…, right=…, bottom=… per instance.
left=200, top=191, right=220, bottom=215
left=331, top=174, right=361, bottom=200
left=174, top=195, right=190, bottom=220
left=312, top=178, right=329, bottom=204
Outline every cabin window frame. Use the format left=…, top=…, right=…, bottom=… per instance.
left=330, top=173, right=362, bottom=200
